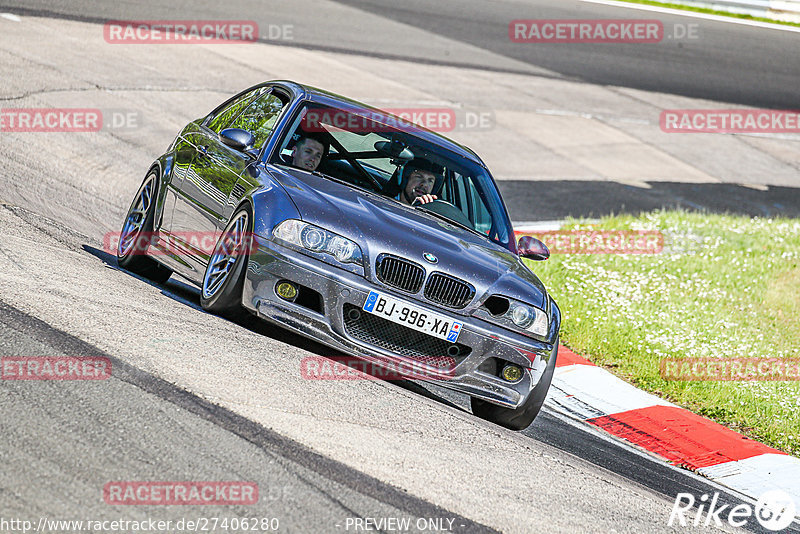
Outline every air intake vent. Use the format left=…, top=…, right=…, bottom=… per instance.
left=375, top=254, right=425, bottom=293
left=424, top=273, right=475, bottom=309
left=343, top=304, right=470, bottom=367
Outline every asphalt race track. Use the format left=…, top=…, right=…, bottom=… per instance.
left=1, top=1, right=799, bottom=533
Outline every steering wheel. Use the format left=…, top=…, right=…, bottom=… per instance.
left=413, top=197, right=451, bottom=207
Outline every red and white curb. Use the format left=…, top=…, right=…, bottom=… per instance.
left=544, top=345, right=800, bottom=517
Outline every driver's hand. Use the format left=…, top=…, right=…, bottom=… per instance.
left=412, top=194, right=437, bottom=205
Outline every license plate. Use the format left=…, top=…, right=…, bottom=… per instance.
left=362, top=291, right=463, bottom=343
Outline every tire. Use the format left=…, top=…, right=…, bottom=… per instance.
left=117, top=170, right=173, bottom=284
left=470, top=335, right=559, bottom=430
left=200, top=206, right=252, bottom=319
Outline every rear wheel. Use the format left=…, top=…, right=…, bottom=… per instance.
left=200, top=206, right=252, bottom=319
left=117, top=171, right=173, bottom=284
left=470, top=336, right=559, bottom=430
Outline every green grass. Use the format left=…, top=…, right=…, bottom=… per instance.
left=523, top=210, right=800, bottom=455
left=617, top=0, right=800, bottom=28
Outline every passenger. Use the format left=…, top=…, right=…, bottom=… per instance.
left=289, top=134, right=327, bottom=171
left=396, top=159, right=442, bottom=206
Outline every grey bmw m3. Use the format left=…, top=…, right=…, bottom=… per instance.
left=117, top=80, right=560, bottom=430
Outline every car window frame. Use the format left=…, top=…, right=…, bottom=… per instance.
left=200, top=84, right=293, bottom=160
left=203, top=85, right=268, bottom=133
left=226, top=90, right=289, bottom=150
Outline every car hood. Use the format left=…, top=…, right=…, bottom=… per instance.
left=268, top=165, right=547, bottom=309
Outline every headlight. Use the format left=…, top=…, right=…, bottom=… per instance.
left=505, top=301, right=548, bottom=337
left=478, top=295, right=548, bottom=338
left=509, top=302, right=534, bottom=328
left=300, top=226, right=326, bottom=251
left=329, top=236, right=358, bottom=263
left=273, top=219, right=363, bottom=266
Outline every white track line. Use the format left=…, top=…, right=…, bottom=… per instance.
left=579, top=0, right=800, bottom=32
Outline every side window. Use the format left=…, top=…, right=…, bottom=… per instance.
left=206, top=86, right=267, bottom=134
left=229, top=92, right=286, bottom=149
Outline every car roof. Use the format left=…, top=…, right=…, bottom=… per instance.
left=268, top=80, right=485, bottom=166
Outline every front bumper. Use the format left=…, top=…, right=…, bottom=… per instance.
left=243, top=235, right=558, bottom=408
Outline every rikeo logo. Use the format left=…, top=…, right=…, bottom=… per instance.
left=669, top=490, right=796, bottom=531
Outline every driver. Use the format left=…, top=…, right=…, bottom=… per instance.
left=288, top=134, right=328, bottom=171
left=397, top=159, right=442, bottom=206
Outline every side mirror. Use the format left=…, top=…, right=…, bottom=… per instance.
left=517, top=235, right=550, bottom=261
left=219, top=128, right=256, bottom=152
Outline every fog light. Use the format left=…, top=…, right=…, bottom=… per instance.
left=501, top=364, right=523, bottom=383
left=275, top=281, right=298, bottom=301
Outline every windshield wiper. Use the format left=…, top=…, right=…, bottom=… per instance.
left=413, top=205, right=485, bottom=239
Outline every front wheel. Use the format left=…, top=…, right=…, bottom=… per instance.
left=470, top=336, right=559, bottom=430
left=117, top=170, right=173, bottom=284
left=200, top=206, right=252, bottom=319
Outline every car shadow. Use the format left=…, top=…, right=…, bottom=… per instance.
left=83, top=245, right=335, bottom=349
left=84, top=244, right=205, bottom=311
left=82, top=244, right=469, bottom=413
left=497, top=180, right=800, bottom=222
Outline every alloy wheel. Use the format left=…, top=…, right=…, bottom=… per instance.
left=202, top=212, right=249, bottom=299
left=119, top=176, right=154, bottom=257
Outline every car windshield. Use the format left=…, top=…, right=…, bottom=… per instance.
left=271, top=102, right=515, bottom=250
